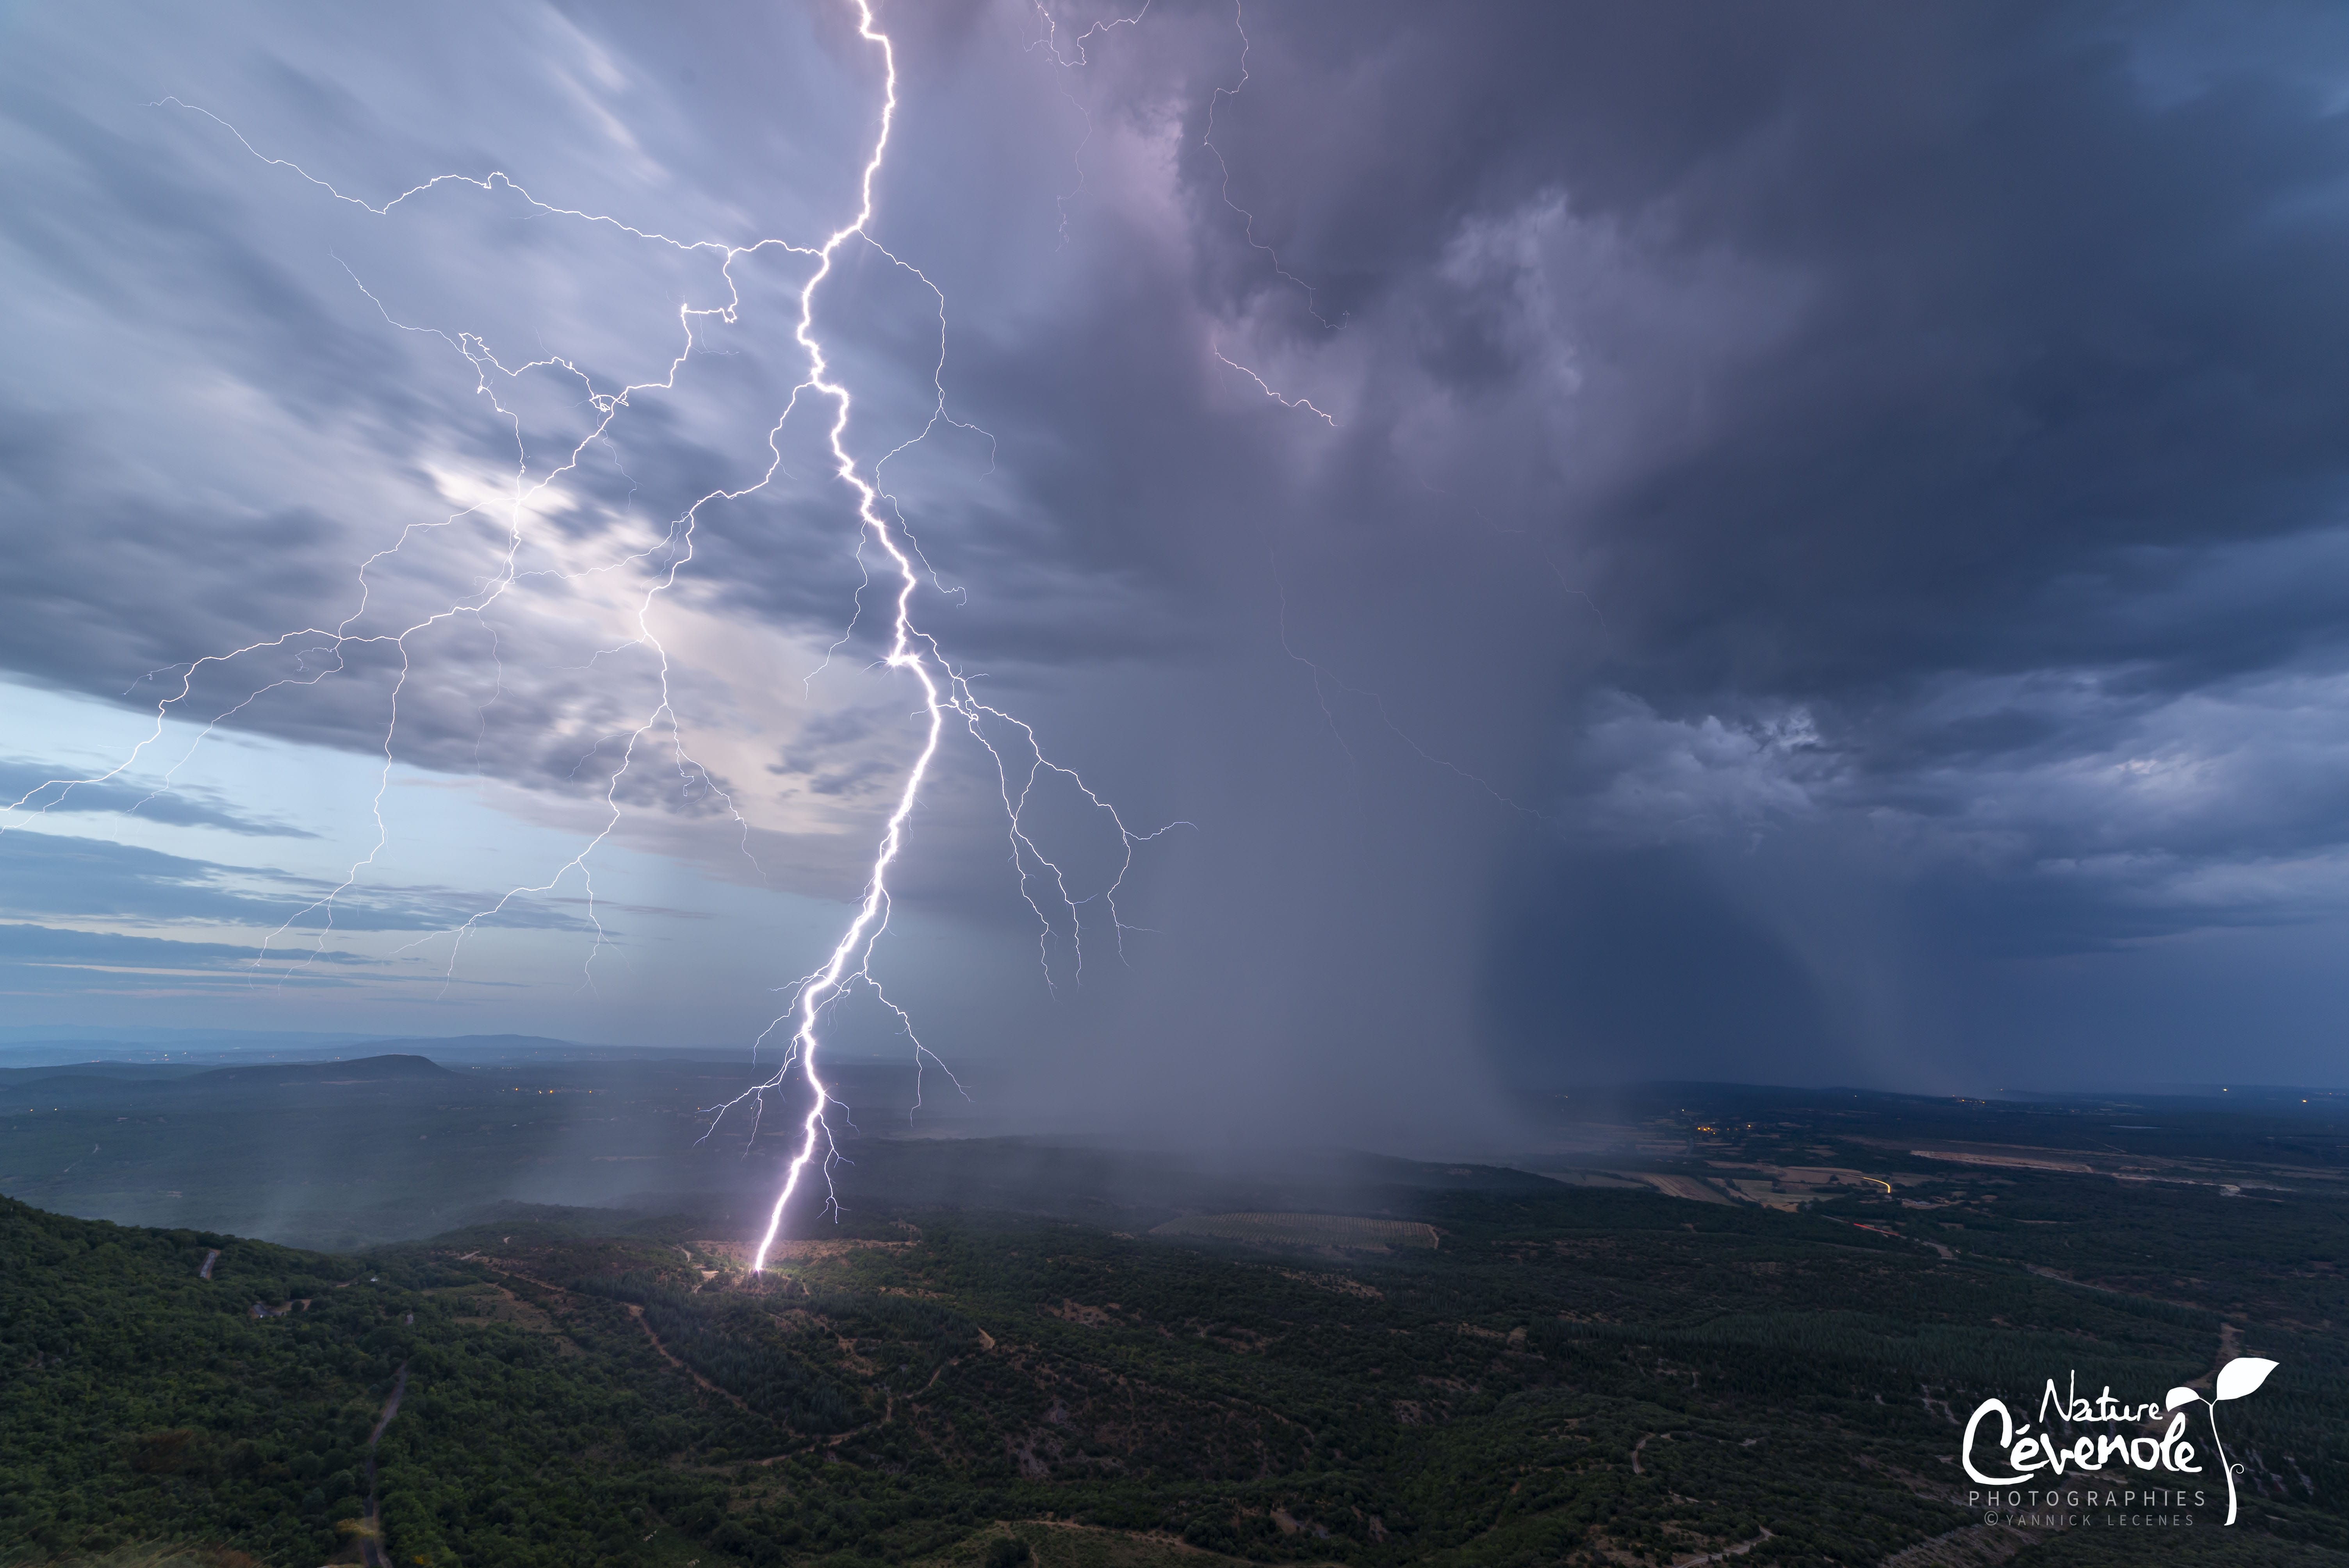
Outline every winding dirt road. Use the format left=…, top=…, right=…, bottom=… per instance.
left=358, top=1363, right=408, bottom=1568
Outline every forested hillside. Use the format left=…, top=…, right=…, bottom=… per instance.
left=3, top=1147, right=2344, bottom=1568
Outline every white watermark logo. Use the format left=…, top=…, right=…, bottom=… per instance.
left=1960, top=1358, right=2278, bottom=1526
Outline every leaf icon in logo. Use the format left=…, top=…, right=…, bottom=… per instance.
left=2215, top=1357, right=2278, bottom=1402
left=2165, top=1385, right=2202, bottom=1411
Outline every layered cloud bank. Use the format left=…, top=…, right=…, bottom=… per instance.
left=4, top=2, right=2348, bottom=1107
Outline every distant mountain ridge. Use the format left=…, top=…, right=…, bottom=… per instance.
left=0, top=1031, right=590, bottom=1074
left=0, top=1060, right=211, bottom=1085
left=0, top=1053, right=457, bottom=1091
left=186, top=1053, right=458, bottom=1084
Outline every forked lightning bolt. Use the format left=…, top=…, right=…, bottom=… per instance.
left=0, top=0, right=1178, bottom=1271
left=687, top=4, right=1186, bottom=1271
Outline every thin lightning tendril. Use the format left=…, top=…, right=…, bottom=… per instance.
left=1030, top=2, right=1329, bottom=422
left=1028, top=1, right=1152, bottom=245
left=1203, top=0, right=1330, bottom=329
left=1213, top=347, right=1336, bottom=426
left=1198, top=0, right=1334, bottom=424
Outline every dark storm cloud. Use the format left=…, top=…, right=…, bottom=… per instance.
left=8, top=0, right=2349, bottom=1090
left=950, top=0, right=2349, bottom=1087
left=1169, top=23, right=2349, bottom=803
left=0, top=0, right=1205, bottom=798
left=0, top=15, right=866, bottom=790
left=0, top=88, right=415, bottom=426
left=1172, top=3, right=2349, bottom=696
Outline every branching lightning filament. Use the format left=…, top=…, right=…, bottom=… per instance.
left=0, top=0, right=1180, bottom=1272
